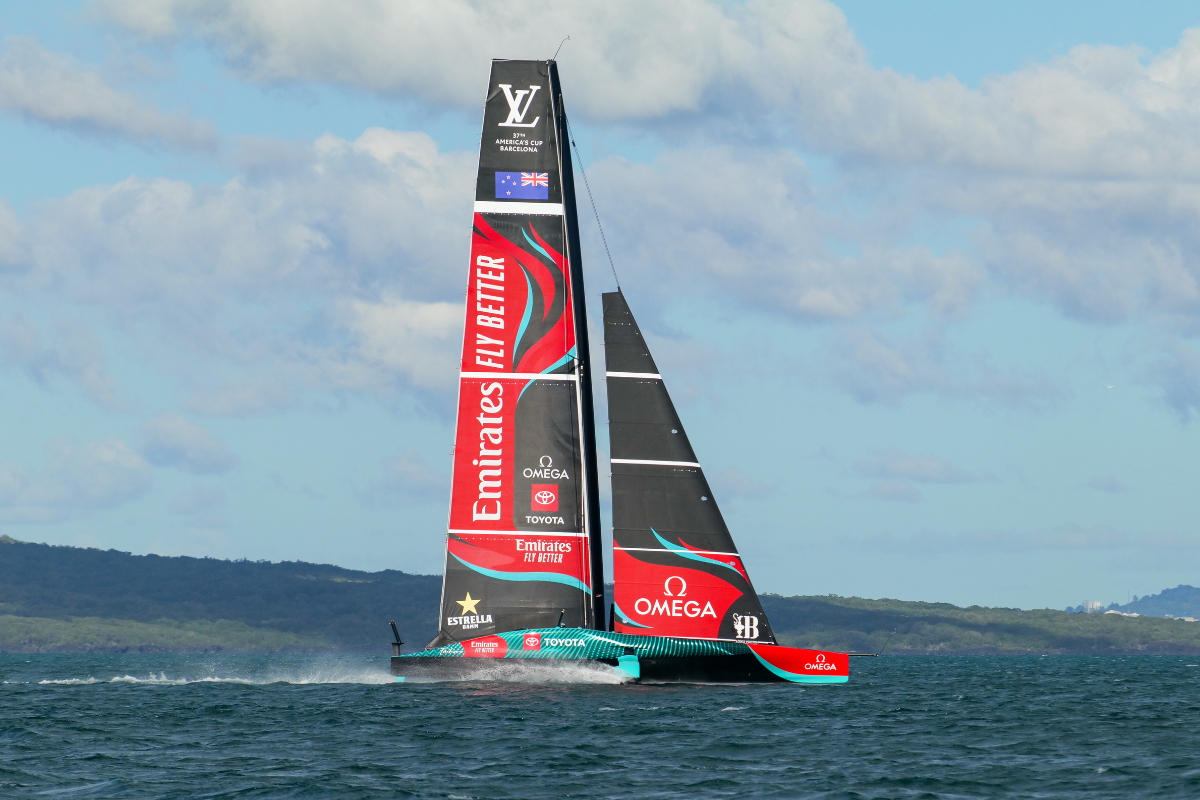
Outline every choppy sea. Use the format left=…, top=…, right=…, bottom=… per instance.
left=2, top=653, right=1199, bottom=798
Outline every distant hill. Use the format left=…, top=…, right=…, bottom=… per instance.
left=5, top=536, right=1200, bottom=654
left=1101, top=586, right=1200, bottom=619
left=0, top=536, right=440, bottom=652
left=762, top=595, right=1200, bottom=655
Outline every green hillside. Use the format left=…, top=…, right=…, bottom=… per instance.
left=5, top=536, right=1200, bottom=654
left=0, top=614, right=333, bottom=653
left=764, top=595, right=1200, bottom=655
left=0, top=536, right=440, bottom=651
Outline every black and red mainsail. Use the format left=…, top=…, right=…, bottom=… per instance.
left=603, top=290, right=776, bottom=644
left=432, top=60, right=603, bottom=647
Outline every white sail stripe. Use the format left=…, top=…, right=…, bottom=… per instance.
left=448, top=529, right=587, bottom=538
left=605, top=372, right=661, bottom=379
left=610, top=459, right=702, bottom=468
left=614, top=546, right=742, bottom=559
left=459, top=372, right=577, bottom=380
left=474, top=201, right=564, bottom=216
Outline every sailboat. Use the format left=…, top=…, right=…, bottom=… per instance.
left=390, top=58, right=850, bottom=684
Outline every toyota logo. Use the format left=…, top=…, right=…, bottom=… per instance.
left=534, top=490, right=555, bottom=505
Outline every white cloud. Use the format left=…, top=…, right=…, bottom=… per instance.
left=856, top=450, right=987, bottom=484
left=0, top=315, right=118, bottom=406
left=7, top=128, right=474, bottom=413
left=138, top=414, right=239, bottom=474
left=169, top=484, right=227, bottom=528
left=866, top=480, right=922, bottom=503
left=1147, top=338, right=1200, bottom=421
left=95, top=0, right=747, bottom=119
left=0, top=200, right=23, bottom=267
left=18, top=4, right=1200, bottom=415
left=0, top=438, right=151, bottom=523
left=337, top=295, right=462, bottom=393
left=707, top=467, right=775, bottom=501
left=826, top=326, right=1061, bottom=407
left=89, top=0, right=1200, bottom=338
left=94, top=1, right=1200, bottom=177
left=0, top=36, right=217, bottom=150
left=588, top=147, right=981, bottom=322
left=362, top=450, right=448, bottom=505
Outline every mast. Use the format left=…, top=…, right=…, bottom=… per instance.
left=549, top=62, right=605, bottom=628
left=428, top=59, right=602, bottom=648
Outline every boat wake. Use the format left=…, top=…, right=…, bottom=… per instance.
left=34, top=663, right=628, bottom=687
left=36, top=665, right=396, bottom=686
left=401, top=660, right=628, bottom=685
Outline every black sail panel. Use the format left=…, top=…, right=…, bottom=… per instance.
left=603, top=290, right=775, bottom=644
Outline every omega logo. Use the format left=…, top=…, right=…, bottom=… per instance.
left=523, top=454, right=570, bottom=480
left=804, top=653, right=838, bottom=671
left=632, top=576, right=716, bottom=619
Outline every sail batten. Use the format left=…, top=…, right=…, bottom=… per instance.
left=603, top=290, right=776, bottom=645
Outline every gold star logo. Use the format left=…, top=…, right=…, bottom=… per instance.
left=456, top=592, right=481, bottom=616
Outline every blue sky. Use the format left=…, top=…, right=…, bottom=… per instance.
left=2, top=1, right=1200, bottom=611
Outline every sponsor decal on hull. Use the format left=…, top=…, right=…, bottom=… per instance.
left=746, top=644, right=849, bottom=681
left=463, top=635, right=509, bottom=658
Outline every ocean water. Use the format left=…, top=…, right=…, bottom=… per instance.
left=2, top=654, right=1199, bottom=798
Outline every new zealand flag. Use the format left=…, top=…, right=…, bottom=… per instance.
left=495, top=172, right=549, bottom=200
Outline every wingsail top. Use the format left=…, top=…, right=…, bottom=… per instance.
left=433, top=60, right=602, bottom=647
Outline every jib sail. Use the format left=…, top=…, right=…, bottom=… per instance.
left=603, top=289, right=776, bottom=644
left=431, top=60, right=603, bottom=648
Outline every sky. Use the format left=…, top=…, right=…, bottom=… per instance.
left=2, top=1, right=1200, bottom=611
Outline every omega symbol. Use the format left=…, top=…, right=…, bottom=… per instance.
left=663, top=576, right=688, bottom=597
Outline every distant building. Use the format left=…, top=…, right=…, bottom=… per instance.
left=1084, top=601, right=1102, bottom=613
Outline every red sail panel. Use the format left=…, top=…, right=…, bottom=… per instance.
left=462, top=213, right=575, bottom=377
left=612, top=546, right=745, bottom=639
